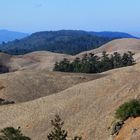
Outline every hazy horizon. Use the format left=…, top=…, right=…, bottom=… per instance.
left=1, top=0, right=140, bottom=36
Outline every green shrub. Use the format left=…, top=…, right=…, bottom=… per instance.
left=115, top=99, right=140, bottom=121
left=0, top=98, right=15, bottom=106
left=0, top=127, right=31, bottom=140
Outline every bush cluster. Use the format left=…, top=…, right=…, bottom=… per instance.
left=115, top=99, right=140, bottom=121
left=0, top=127, right=31, bottom=140
left=0, top=98, right=15, bottom=106
left=54, top=51, right=135, bottom=73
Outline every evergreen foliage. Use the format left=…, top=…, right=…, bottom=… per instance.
left=47, top=115, right=82, bottom=140
left=0, top=127, right=31, bottom=140
left=0, top=30, right=112, bottom=55
left=54, top=51, right=135, bottom=73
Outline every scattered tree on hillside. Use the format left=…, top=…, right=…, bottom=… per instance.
left=47, top=115, right=82, bottom=140
left=0, top=127, right=31, bottom=140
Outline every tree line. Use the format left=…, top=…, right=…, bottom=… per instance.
left=0, top=30, right=112, bottom=55
left=54, top=51, right=135, bottom=73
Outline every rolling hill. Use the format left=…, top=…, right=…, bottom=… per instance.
left=0, top=70, right=103, bottom=103
left=0, top=30, right=112, bottom=55
left=0, top=38, right=140, bottom=72
left=77, top=38, right=140, bottom=57
left=0, top=62, right=140, bottom=140
left=90, top=31, right=137, bottom=39
left=0, top=51, right=72, bottom=71
left=0, top=38, right=140, bottom=140
left=0, top=29, right=28, bottom=43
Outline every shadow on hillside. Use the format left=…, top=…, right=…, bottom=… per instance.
left=0, top=65, right=9, bottom=74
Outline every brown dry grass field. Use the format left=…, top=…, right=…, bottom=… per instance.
left=1, top=38, right=140, bottom=140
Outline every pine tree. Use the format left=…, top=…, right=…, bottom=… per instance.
left=72, top=57, right=81, bottom=72
left=122, top=51, right=135, bottom=66
left=80, top=54, right=90, bottom=73
left=100, top=51, right=113, bottom=72
left=113, top=52, right=122, bottom=68
left=47, top=115, right=82, bottom=140
left=47, top=115, right=68, bottom=140
left=88, top=53, right=99, bottom=73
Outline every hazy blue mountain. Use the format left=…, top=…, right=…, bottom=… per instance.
left=0, top=30, right=112, bottom=55
left=0, top=30, right=29, bottom=43
left=0, top=30, right=138, bottom=55
left=90, top=31, right=137, bottom=39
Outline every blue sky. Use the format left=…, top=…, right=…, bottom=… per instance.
left=0, top=0, right=140, bottom=36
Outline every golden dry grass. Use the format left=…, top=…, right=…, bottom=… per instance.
left=0, top=38, right=140, bottom=140
left=77, top=38, right=140, bottom=56
left=0, top=70, right=103, bottom=103
left=1, top=63, right=140, bottom=140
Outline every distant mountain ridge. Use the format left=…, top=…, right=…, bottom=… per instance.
left=0, top=30, right=138, bottom=55
left=90, top=31, right=138, bottom=39
left=0, top=29, right=29, bottom=43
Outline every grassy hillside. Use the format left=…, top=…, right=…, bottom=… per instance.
left=0, top=70, right=102, bottom=103
left=1, top=62, right=140, bottom=140
left=0, top=39, right=140, bottom=140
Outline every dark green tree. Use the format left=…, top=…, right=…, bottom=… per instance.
left=99, top=51, right=113, bottom=72
left=56, top=58, right=71, bottom=72
left=80, top=54, right=90, bottom=73
left=72, top=57, right=81, bottom=72
left=47, top=115, right=68, bottom=140
left=47, top=115, right=82, bottom=140
left=0, top=127, right=31, bottom=140
left=88, top=53, right=99, bottom=73
left=122, top=51, right=135, bottom=66
left=53, top=62, right=61, bottom=71
left=113, top=52, right=122, bottom=68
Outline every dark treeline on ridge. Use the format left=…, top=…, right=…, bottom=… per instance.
left=54, top=51, right=135, bottom=73
left=0, top=30, right=113, bottom=55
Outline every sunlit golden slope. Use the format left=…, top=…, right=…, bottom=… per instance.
left=77, top=38, right=140, bottom=56
left=0, top=70, right=102, bottom=103
left=1, top=63, right=140, bottom=140
left=0, top=38, right=140, bottom=140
